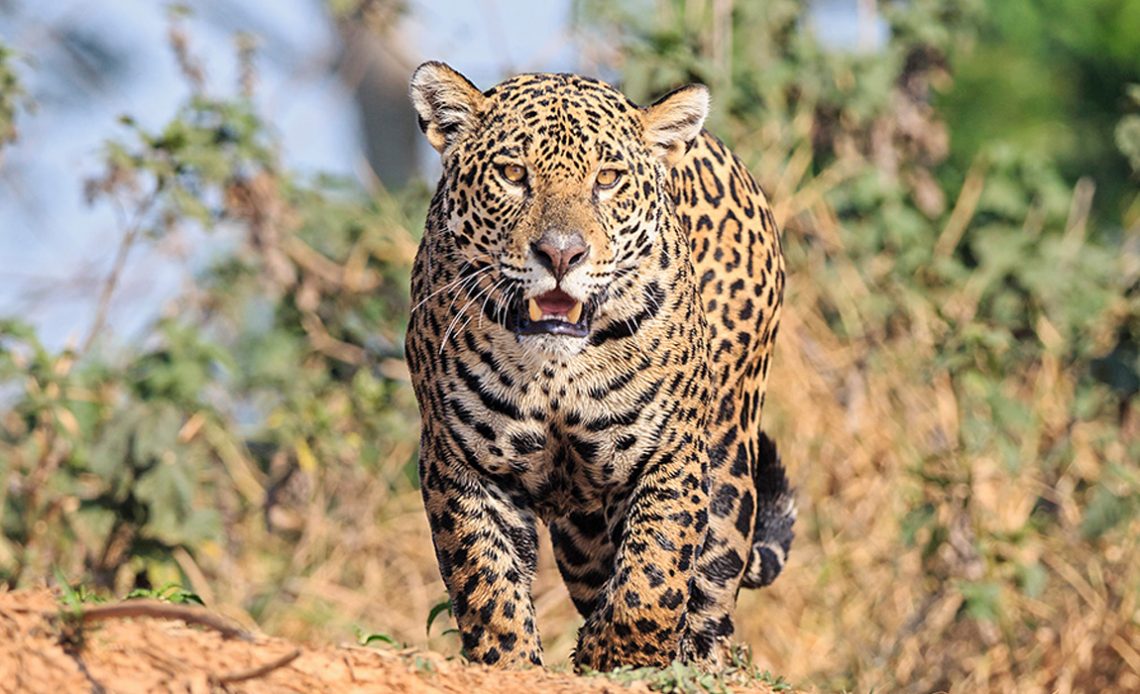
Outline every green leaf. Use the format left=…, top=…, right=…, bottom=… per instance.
left=356, top=628, right=400, bottom=647
left=131, top=403, right=183, bottom=465
left=425, top=598, right=453, bottom=636
left=958, top=580, right=1002, bottom=622
left=1081, top=486, right=1139, bottom=540
left=1016, top=561, right=1048, bottom=599
left=125, top=583, right=205, bottom=605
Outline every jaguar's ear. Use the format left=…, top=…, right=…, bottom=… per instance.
left=410, top=61, right=485, bottom=154
left=642, top=84, right=710, bottom=167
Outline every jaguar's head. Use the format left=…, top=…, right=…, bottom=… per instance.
left=410, top=62, right=707, bottom=354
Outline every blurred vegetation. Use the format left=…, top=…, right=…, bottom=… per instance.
left=0, top=10, right=430, bottom=634
left=0, top=44, right=27, bottom=150
left=936, top=0, right=1140, bottom=228
left=578, top=0, right=1140, bottom=690
left=1, top=1, right=1139, bottom=692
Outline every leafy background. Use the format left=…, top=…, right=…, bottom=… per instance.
left=1, top=1, right=1138, bottom=692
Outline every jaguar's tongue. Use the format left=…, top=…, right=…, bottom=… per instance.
left=528, top=289, right=584, bottom=324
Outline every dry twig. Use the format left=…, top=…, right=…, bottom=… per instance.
left=214, top=648, right=302, bottom=685
left=69, top=600, right=253, bottom=642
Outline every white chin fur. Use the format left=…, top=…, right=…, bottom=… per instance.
left=517, top=333, right=588, bottom=357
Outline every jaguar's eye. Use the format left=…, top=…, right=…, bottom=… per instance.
left=595, top=168, right=623, bottom=189
left=500, top=163, right=527, bottom=184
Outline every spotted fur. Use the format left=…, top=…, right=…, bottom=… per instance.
left=405, top=62, right=795, bottom=671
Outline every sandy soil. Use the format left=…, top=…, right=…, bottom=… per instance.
left=0, top=589, right=780, bottom=693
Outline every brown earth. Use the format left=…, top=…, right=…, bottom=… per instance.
left=0, top=589, right=780, bottom=693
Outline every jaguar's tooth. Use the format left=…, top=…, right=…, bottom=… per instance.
left=528, top=298, right=543, bottom=322
left=567, top=301, right=583, bottom=324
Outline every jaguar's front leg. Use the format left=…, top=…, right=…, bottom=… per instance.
left=572, top=434, right=709, bottom=671
left=419, top=440, right=542, bottom=667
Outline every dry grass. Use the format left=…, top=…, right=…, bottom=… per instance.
left=748, top=265, right=1140, bottom=692
left=109, top=92, right=1130, bottom=693
left=735, top=135, right=1140, bottom=692
left=149, top=132, right=1140, bottom=694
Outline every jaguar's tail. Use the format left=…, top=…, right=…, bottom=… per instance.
left=739, top=432, right=796, bottom=589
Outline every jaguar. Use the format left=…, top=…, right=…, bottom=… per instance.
left=404, top=61, right=795, bottom=671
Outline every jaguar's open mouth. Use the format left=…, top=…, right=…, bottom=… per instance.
left=517, top=288, right=590, bottom=338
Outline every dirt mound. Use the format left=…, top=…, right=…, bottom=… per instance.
left=0, top=589, right=780, bottom=693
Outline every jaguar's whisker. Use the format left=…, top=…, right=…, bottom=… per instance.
left=411, top=261, right=494, bottom=314
left=440, top=277, right=500, bottom=354
left=477, top=277, right=508, bottom=329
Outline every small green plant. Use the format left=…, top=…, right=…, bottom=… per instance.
left=591, top=647, right=794, bottom=694
left=755, top=671, right=794, bottom=692
left=124, top=582, right=205, bottom=606
left=412, top=654, right=436, bottom=674
left=599, top=661, right=733, bottom=694
left=355, top=626, right=403, bottom=648
left=54, top=574, right=204, bottom=612
left=727, top=644, right=793, bottom=692
left=54, top=569, right=108, bottom=614
left=425, top=597, right=453, bottom=637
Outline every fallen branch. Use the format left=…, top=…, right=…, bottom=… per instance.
left=214, top=648, right=302, bottom=684
left=68, top=600, right=254, bottom=642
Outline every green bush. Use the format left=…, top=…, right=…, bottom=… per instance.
left=0, top=45, right=425, bottom=596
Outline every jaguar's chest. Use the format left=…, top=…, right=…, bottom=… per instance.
left=436, top=330, right=691, bottom=517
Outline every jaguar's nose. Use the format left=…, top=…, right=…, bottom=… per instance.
left=532, top=231, right=589, bottom=281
